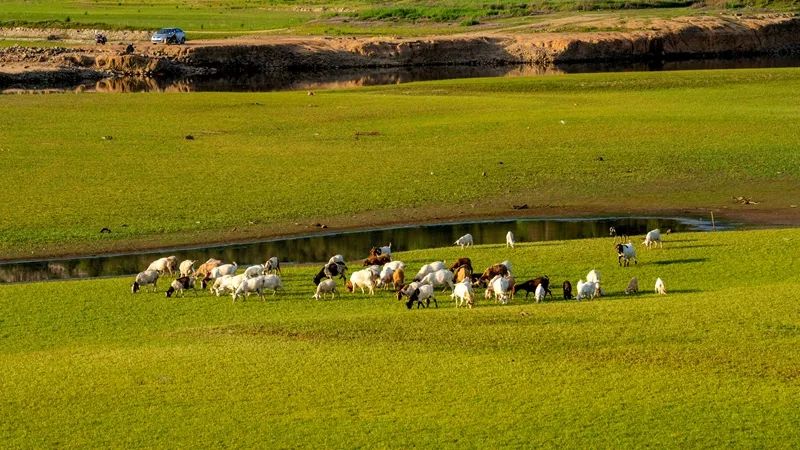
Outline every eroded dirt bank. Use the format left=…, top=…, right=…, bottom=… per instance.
left=1, top=14, right=798, bottom=87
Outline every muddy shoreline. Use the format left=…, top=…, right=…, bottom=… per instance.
left=1, top=14, right=799, bottom=88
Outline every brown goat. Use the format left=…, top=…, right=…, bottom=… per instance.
left=453, top=265, right=472, bottom=283
left=363, top=254, right=391, bottom=266
left=479, top=263, right=509, bottom=284
left=194, top=258, right=222, bottom=280
left=448, top=257, right=473, bottom=273
left=392, top=268, right=405, bottom=291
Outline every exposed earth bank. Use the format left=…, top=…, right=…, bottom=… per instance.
left=1, top=14, right=799, bottom=86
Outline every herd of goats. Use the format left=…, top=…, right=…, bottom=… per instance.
left=130, top=228, right=669, bottom=308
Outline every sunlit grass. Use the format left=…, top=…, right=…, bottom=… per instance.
left=1, top=228, right=798, bottom=446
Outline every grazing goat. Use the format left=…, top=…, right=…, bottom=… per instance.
left=506, top=231, right=515, bottom=249
left=513, top=277, right=551, bottom=299
left=655, top=277, right=666, bottom=295
left=408, top=284, right=437, bottom=309
left=178, top=260, right=196, bottom=277
left=643, top=229, right=663, bottom=249
left=346, top=269, right=377, bottom=295
left=212, top=274, right=246, bottom=297
left=534, top=284, right=546, bottom=303
left=264, top=256, right=281, bottom=275
left=451, top=279, right=474, bottom=308
left=420, top=269, right=455, bottom=292
left=586, top=269, right=600, bottom=284
left=165, top=276, right=197, bottom=298
left=616, top=243, right=638, bottom=266
left=202, top=262, right=238, bottom=289
left=313, top=261, right=347, bottom=285
left=454, top=233, right=473, bottom=249
left=453, top=265, right=472, bottom=284
left=486, top=275, right=513, bottom=304
left=397, top=281, right=422, bottom=301
left=195, top=258, right=222, bottom=281
left=147, top=256, right=178, bottom=276
left=609, top=226, right=630, bottom=243
left=378, top=265, right=395, bottom=289
left=131, top=270, right=159, bottom=293
left=413, top=261, right=446, bottom=282
left=562, top=280, right=573, bottom=300
left=244, top=264, right=265, bottom=278
left=478, top=262, right=511, bottom=285
left=313, top=279, right=337, bottom=300
left=363, top=254, right=391, bottom=267
left=232, top=275, right=280, bottom=303
left=448, top=257, right=473, bottom=273
left=392, top=268, right=405, bottom=291
left=575, top=280, right=598, bottom=301
left=624, top=277, right=639, bottom=294
left=384, top=260, right=406, bottom=271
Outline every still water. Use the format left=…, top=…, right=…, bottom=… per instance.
left=3, top=55, right=800, bottom=93
left=0, top=216, right=726, bottom=283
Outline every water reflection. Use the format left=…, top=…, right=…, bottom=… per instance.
left=3, top=55, right=800, bottom=94
left=0, top=216, right=727, bottom=283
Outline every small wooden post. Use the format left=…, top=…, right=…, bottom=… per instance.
left=711, top=211, right=716, bottom=231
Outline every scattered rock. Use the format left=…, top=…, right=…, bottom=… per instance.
left=482, top=171, right=487, bottom=177
left=321, top=224, right=328, bottom=229
left=101, top=135, right=113, bottom=140
left=99, top=227, right=111, bottom=233
left=185, top=135, right=194, bottom=140
left=307, top=91, right=315, bottom=96
left=512, top=204, right=529, bottom=210
left=596, top=156, right=605, bottom=161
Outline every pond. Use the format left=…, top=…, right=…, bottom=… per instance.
left=0, top=216, right=728, bottom=283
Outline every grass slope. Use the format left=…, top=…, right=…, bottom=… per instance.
left=1, top=68, right=800, bottom=258
left=1, top=228, right=799, bottom=447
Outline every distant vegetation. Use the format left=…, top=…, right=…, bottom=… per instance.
left=0, top=0, right=797, bottom=36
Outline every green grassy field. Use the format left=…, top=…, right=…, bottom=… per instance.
left=1, top=68, right=799, bottom=259
left=0, top=0, right=796, bottom=38
left=1, top=228, right=798, bottom=447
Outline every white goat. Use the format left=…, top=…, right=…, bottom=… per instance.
left=487, top=274, right=512, bottom=304
left=616, top=243, right=638, bottom=266
left=147, top=256, right=178, bottom=276
left=383, top=260, right=406, bottom=272
left=376, top=243, right=392, bottom=256
left=420, top=269, right=455, bottom=292
left=506, top=231, right=515, bottom=248
left=454, top=233, right=474, bottom=249
left=414, top=261, right=446, bottom=282
left=209, top=262, right=238, bottom=280
left=244, top=264, right=265, bottom=278
left=576, top=280, right=598, bottom=301
left=534, top=284, right=546, bottom=303
left=624, top=277, right=639, bottom=294
left=131, top=269, right=159, bottom=293
left=643, top=229, right=663, bottom=249
left=178, top=259, right=196, bottom=277
left=212, top=274, right=246, bottom=296
left=407, top=284, right=437, bottom=308
left=378, top=265, right=395, bottom=289
left=451, top=279, right=474, bottom=308
left=347, top=268, right=377, bottom=295
left=655, top=277, right=667, bottom=295
left=586, top=269, right=601, bottom=284
left=313, top=279, right=337, bottom=300
left=165, top=276, right=197, bottom=298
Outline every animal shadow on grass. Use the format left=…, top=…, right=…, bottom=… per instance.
left=652, top=258, right=707, bottom=266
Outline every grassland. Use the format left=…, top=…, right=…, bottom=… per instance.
left=1, top=68, right=799, bottom=260
left=1, top=228, right=799, bottom=447
left=0, top=0, right=797, bottom=38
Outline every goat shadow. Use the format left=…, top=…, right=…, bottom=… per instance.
left=651, top=258, right=707, bottom=266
